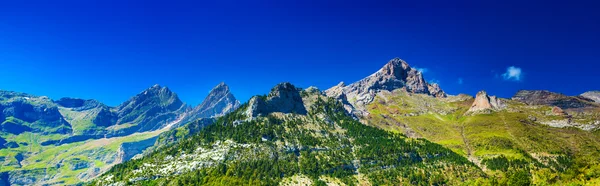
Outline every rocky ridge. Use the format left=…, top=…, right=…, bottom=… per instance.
left=183, top=83, right=240, bottom=124
left=325, top=58, right=446, bottom=116
left=512, top=90, right=596, bottom=109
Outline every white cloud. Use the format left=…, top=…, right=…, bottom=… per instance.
left=502, top=66, right=522, bottom=81
left=457, top=78, right=463, bottom=85
left=413, top=67, right=428, bottom=74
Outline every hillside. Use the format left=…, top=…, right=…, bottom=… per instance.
left=93, top=83, right=484, bottom=185
left=324, top=58, right=600, bottom=185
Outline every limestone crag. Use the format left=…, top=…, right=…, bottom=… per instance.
left=551, top=106, right=568, bottom=116
left=467, top=90, right=506, bottom=113
left=182, top=83, right=241, bottom=124
left=192, top=83, right=240, bottom=118
left=325, top=58, right=447, bottom=116
left=246, top=82, right=307, bottom=117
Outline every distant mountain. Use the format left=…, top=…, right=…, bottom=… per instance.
left=512, top=90, right=598, bottom=109
left=0, top=83, right=240, bottom=185
left=115, top=84, right=187, bottom=133
left=183, top=83, right=240, bottom=124
left=581, top=91, right=600, bottom=103
left=325, top=58, right=445, bottom=116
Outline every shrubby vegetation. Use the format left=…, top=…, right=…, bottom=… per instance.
left=93, top=96, right=483, bottom=185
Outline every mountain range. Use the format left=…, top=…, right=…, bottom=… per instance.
left=0, top=83, right=240, bottom=185
left=1, top=58, right=600, bottom=185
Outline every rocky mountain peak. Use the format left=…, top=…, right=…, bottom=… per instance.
left=116, top=85, right=185, bottom=131
left=467, top=90, right=506, bottom=113
left=246, top=82, right=307, bottom=117
left=379, top=58, right=411, bottom=77
left=190, top=82, right=240, bottom=119
left=325, top=58, right=446, bottom=117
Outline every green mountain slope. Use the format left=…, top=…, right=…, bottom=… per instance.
left=93, top=84, right=484, bottom=185
left=364, top=90, right=600, bottom=185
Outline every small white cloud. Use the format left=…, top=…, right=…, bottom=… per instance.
left=413, top=67, right=428, bottom=74
left=502, top=66, right=522, bottom=81
left=457, top=78, right=464, bottom=85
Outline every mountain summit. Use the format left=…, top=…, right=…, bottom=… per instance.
left=325, top=58, right=446, bottom=116
left=187, top=82, right=240, bottom=120
left=116, top=84, right=186, bottom=132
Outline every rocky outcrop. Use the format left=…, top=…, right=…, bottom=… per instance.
left=512, top=90, right=595, bottom=109
left=186, top=83, right=240, bottom=121
left=246, top=82, right=307, bottom=117
left=428, top=83, right=446, bottom=98
left=581, top=91, right=600, bottom=103
left=551, top=106, right=568, bottom=116
left=467, top=91, right=506, bottom=113
left=115, top=84, right=187, bottom=132
left=325, top=58, right=446, bottom=117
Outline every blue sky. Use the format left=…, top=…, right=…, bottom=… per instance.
left=1, top=0, right=599, bottom=106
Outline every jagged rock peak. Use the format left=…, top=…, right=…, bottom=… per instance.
left=326, top=58, right=446, bottom=107
left=467, top=90, right=506, bottom=113
left=246, top=82, right=307, bottom=117
left=116, top=84, right=185, bottom=130
left=377, top=57, right=411, bottom=77
left=428, top=83, right=446, bottom=98
left=268, top=82, right=301, bottom=97
left=192, top=82, right=240, bottom=118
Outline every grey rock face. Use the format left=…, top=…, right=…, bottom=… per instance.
left=324, top=58, right=446, bottom=116
left=581, top=91, right=600, bottom=103
left=512, top=90, right=595, bottom=109
left=190, top=82, right=240, bottom=119
left=247, top=82, right=307, bottom=117
left=428, top=83, right=446, bottom=98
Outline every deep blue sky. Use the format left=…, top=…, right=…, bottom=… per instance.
left=1, top=0, right=599, bottom=106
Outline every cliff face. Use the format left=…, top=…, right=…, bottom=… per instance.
left=467, top=90, right=506, bottom=114
left=188, top=83, right=240, bottom=120
left=325, top=58, right=446, bottom=116
left=246, top=82, right=307, bottom=117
